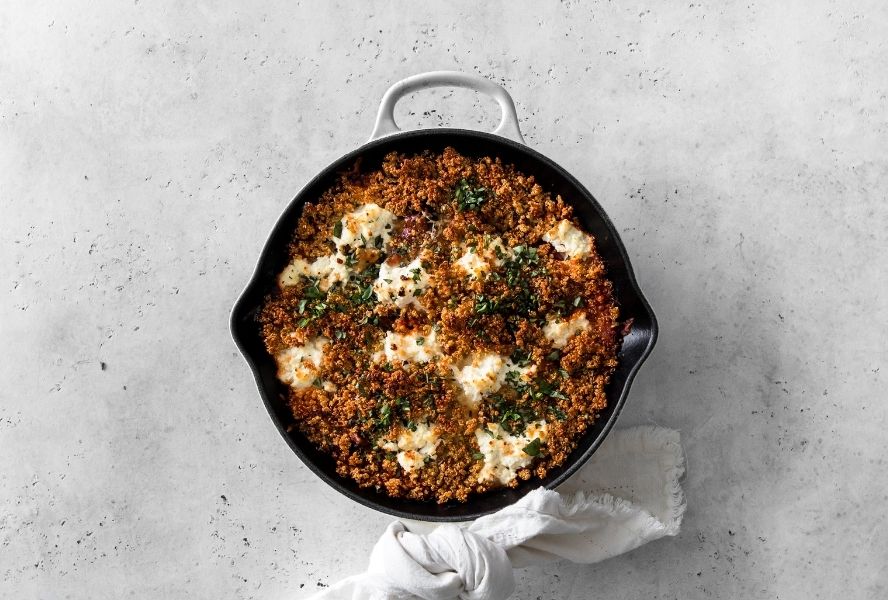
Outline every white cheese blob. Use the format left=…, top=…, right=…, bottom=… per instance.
left=378, top=422, right=440, bottom=472
left=455, top=237, right=508, bottom=278
left=334, top=203, right=396, bottom=251
left=456, top=249, right=489, bottom=279
left=275, top=337, right=329, bottom=389
left=475, top=420, right=549, bottom=484
left=452, top=353, right=508, bottom=408
left=278, top=254, right=349, bottom=291
left=378, top=327, right=441, bottom=363
left=451, top=354, right=536, bottom=408
left=543, top=312, right=590, bottom=348
left=374, top=257, right=429, bottom=309
left=543, top=219, right=591, bottom=259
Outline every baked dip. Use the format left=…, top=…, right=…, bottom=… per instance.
left=259, top=148, right=621, bottom=503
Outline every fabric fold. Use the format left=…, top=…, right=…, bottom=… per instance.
left=308, top=426, right=685, bottom=600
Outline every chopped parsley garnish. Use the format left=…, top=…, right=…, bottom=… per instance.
left=471, top=244, right=546, bottom=330
left=548, top=405, right=567, bottom=421
left=474, top=294, right=500, bottom=315
left=415, top=337, right=425, bottom=346
left=352, top=283, right=375, bottom=304
left=490, top=393, right=538, bottom=435
left=332, top=220, right=343, bottom=238
left=495, top=372, right=569, bottom=431
left=504, top=245, right=542, bottom=283
left=296, top=279, right=329, bottom=327
left=510, top=348, right=532, bottom=367
left=359, top=313, right=380, bottom=327
left=369, top=395, right=416, bottom=434
left=472, top=452, right=485, bottom=460
left=374, top=403, right=392, bottom=430
left=454, top=179, right=489, bottom=212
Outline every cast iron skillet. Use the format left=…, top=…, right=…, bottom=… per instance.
left=231, top=72, right=658, bottom=522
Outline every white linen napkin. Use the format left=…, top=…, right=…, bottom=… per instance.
left=308, top=426, right=685, bottom=600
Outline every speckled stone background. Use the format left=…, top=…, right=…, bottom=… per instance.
left=2, top=1, right=887, bottom=598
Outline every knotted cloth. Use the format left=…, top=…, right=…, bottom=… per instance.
left=309, top=426, right=685, bottom=600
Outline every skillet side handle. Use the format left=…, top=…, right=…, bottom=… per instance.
left=369, top=71, right=525, bottom=144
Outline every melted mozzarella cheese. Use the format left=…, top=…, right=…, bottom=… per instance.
left=278, top=254, right=349, bottom=291
left=456, top=249, right=489, bottom=279
left=475, top=420, right=549, bottom=484
left=543, top=312, right=590, bottom=348
left=275, top=337, right=329, bottom=389
left=543, top=220, right=591, bottom=258
left=378, top=328, right=441, bottom=363
left=451, top=354, right=536, bottom=408
left=455, top=237, right=508, bottom=278
left=378, top=422, right=440, bottom=472
left=374, top=257, right=429, bottom=309
left=334, top=203, right=396, bottom=251
left=452, top=353, right=508, bottom=408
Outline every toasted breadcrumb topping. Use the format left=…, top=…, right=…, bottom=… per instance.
left=259, top=148, right=621, bottom=503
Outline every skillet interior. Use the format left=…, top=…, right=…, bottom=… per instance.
left=231, top=129, right=658, bottom=521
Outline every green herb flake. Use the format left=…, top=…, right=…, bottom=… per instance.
left=332, top=221, right=343, bottom=239
left=376, top=403, right=392, bottom=430
left=472, top=452, right=485, bottom=460
left=415, top=337, right=425, bottom=346
left=510, top=348, right=532, bottom=367
left=523, top=438, right=543, bottom=457
left=549, top=405, right=567, bottom=421
left=474, top=294, right=499, bottom=315
left=454, top=179, right=489, bottom=212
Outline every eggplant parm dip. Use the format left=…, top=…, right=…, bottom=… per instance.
left=259, top=147, right=621, bottom=503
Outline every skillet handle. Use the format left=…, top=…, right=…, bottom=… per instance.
left=369, top=71, right=525, bottom=144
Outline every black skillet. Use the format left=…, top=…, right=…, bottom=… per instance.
left=231, top=71, right=658, bottom=522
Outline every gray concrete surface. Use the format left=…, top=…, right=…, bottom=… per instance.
left=2, top=1, right=887, bottom=598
